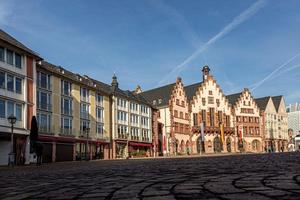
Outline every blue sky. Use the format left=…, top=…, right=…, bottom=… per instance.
left=1, top=0, right=300, bottom=104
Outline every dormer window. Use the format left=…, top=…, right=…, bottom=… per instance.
left=153, top=100, right=157, bottom=105
left=158, top=99, right=162, bottom=104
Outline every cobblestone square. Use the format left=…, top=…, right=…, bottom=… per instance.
left=0, top=153, right=299, bottom=199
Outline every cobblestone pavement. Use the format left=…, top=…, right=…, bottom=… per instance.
left=0, top=153, right=299, bottom=200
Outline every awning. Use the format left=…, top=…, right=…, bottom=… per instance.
left=129, top=142, right=152, bottom=147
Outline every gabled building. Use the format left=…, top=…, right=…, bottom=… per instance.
left=141, top=77, right=192, bottom=156
left=0, top=29, right=42, bottom=165
left=227, top=89, right=262, bottom=152
left=272, top=96, right=288, bottom=151
left=255, top=96, right=288, bottom=152
left=190, top=66, right=235, bottom=154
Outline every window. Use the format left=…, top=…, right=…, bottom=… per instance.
left=141, top=117, right=149, bottom=126
left=15, top=77, right=22, bottom=94
left=80, top=87, right=89, bottom=102
left=209, top=108, right=214, bottom=126
left=7, top=101, right=14, bottom=116
left=202, top=98, right=206, bottom=106
left=0, top=99, right=5, bottom=118
left=0, top=47, right=4, bottom=61
left=117, top=98, right=127, bottom=108
left=181, top=101, right=185, bottom=107
left=218, top=111, right=222, bottom=123
left=80, top=120, right=90, bottom=133
left=96, top=93, right=103, bottom=106
left=176, top=99, right=179, bottom=105
left=40, top=72, right=47, bottom=88
left=15, top=104, right=22, bottom=121
left=61, top=97, right=72, bottom=115
left=209, top=90, right=213, bottom=95
left=37, top=113, right=51, bottom=132
left=96, top=107, right=104, bottom=122
left=96, top=123, right=104, bottom=135
left=61, top=117, right=72, bottom=134
left=174, top=110, right=178, bottom=117
left=117, top=110, right=127, bottom=121
left=7, top=75, right=14, bottom=91
left=130, top=102, right=138, bottom=111
left=193, top=113, right=198, bottom=126
left=180, top=111, right=183, bottom=119
left=6, top=50, right=13, bottom=65
left=208, top=97, right=214, bottom=104
left=80, top=103, right=89, bottom=119
left=201, top=110, right=206, bottom=122
left=130, top=114, right=139, bottom=124
left=185, top=113, right=189, bottom=120
left=61, top=80, right=71, bottom=96
left=0, top=72, right=5, bottom=89
left=15, top=53, right=21, bottom=68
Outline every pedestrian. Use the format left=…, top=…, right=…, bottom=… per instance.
left=36, top=144, right=43, bottom=166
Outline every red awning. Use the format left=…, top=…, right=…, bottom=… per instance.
left=129, top=142, right=152, bottom=147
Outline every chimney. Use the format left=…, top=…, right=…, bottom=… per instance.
left=202, top=65, right=210, bottom=81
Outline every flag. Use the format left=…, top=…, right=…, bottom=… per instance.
left=238, top=125, right=243, bottom=143
left=163, top=135, right=166, bottom=152
left=220, top=123, right=225, bottom=145
left=200, top=122, right=205, bottom=141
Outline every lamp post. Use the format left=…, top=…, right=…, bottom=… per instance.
left=8, top=115, right=17, bottom=166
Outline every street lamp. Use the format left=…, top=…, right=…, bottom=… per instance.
left=8, top=114, right=17, bottom=166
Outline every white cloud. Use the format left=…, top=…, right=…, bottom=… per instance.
left=250, top=52, right=300, bottom=91
left=158, top=0, right=268, bottom=86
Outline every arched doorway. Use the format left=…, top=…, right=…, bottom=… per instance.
left=158, top=139, right=162, bottom=156
left=180, top=140, right=185, bottom=153
left=226, top=137, right=232, bottom=153
left=214, top=136, right=222, bottom=153
left=186, top=140, right=190, bottom=155
left=175, top=139, right=179, bottom=154
left=197, top=137, right=205, bottom=153
left=252, top=140, right=260, bottom=152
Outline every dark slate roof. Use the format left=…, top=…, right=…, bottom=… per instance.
left=140, top=83, right=176, bottom=107
left=184, top=82, right=202, bottom=101
left=0, top=29, right=41, bottom=59
left=226, top=92, right=242, bottom=106
left=39, top=61, right=153, bottom=107
left=272, top=96, right=283, bottom=112
left=254, top=96, right=270, bottom=111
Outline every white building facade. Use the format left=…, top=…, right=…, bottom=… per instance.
left=0, top=29, right=41, bottom=165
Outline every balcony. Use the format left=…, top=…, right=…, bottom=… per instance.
left=37, top=102, right=52, bottom=111
left=117, top=133, right=128, bottom=140
left=80, top=112, right=90, bottom=120
left=96, top=134, right=110, bottom=142
left=60, top=128, right=74, bottom=136
left=80, top=96, right=89, bottom=103
left=61, top=109, right=72, bottom=116
left=141, top=137, right=150, bottom=142
left=39, top=126, right=54, bottom=135
left=37, top=81, right=52, bottom=91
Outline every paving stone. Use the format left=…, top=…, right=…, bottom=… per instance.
left=0, top=153, right=299, bottom=199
